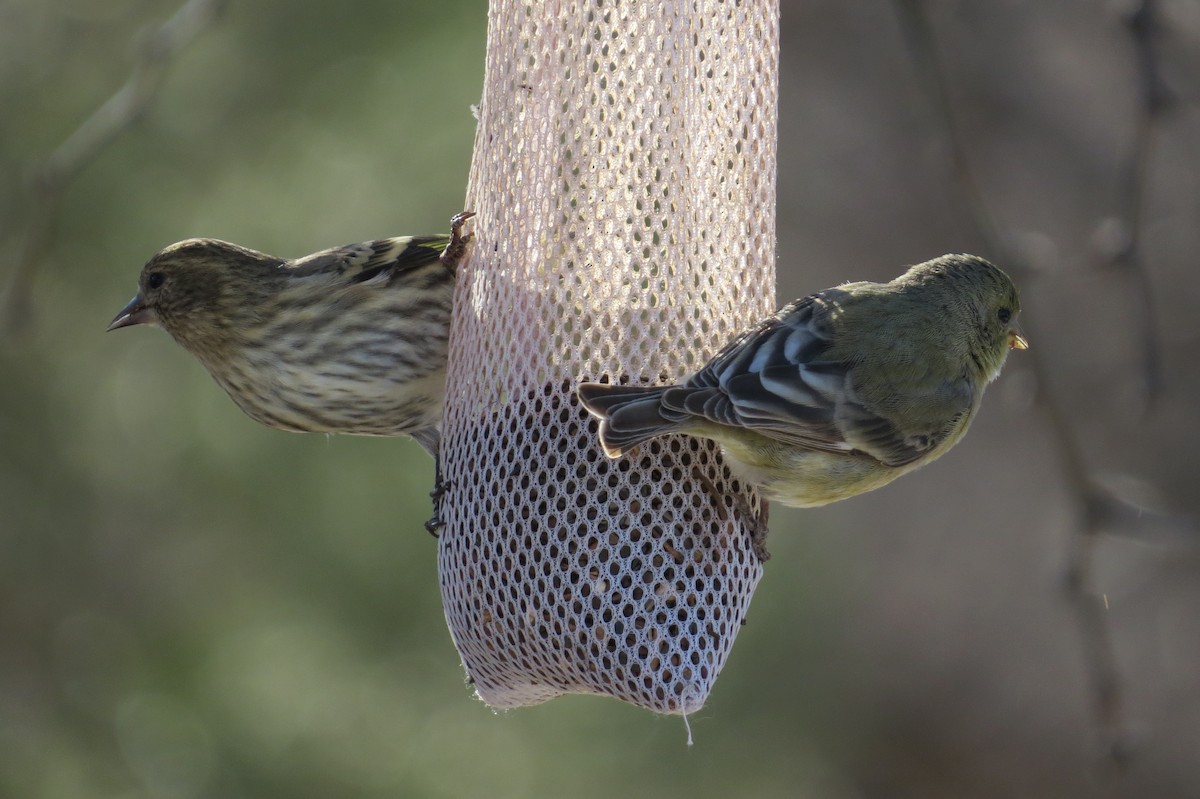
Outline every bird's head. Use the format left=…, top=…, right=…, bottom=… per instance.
left=903, top=254, right=1028, bottom=382
left=108, top=239, right=283, bottom=350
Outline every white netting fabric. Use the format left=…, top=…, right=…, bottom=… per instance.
left=439, top=0, right=779, bottom=713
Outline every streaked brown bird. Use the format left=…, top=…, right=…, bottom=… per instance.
left=109, top=212, right=474, bottom=456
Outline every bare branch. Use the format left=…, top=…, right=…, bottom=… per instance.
left=1108, top=0, right=1172, bottom=406
left=891, top=0, right=1175, bottom=767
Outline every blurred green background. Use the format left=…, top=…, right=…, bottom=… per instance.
left=4, top=1, right=1200, bottom=797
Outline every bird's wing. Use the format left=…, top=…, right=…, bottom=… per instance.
left=673, top=291, right=851, bottom=449
left=822, top=379, right=973, bottom=467
left=672, top=289, right=973, bottom=466
left=286, top=235, right=450, bottom=287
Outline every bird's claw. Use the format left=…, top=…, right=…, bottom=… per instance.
left=425, top=470, right=452, bottom=538
left=430, top=477, right=452, bottom=501
left=747, top=503, right=771, bottom=562
left=440, top=211, right=476, bottom=274
left=694, top=466, right=771, bottom=562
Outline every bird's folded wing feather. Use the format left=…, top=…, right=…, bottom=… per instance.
left=286, top=235, right=450, bottom=287
left=671, top=291, right=972, bottom=467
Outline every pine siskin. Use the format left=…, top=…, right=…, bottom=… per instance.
left=577, top=254, right=1028, bottom=509
left=108, top=212, right=475, bottom=456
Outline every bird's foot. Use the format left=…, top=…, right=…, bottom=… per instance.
left=429, top=476, right=452, bottom=502
left=746, top=501, right=771, bottom=563
left=425, top=474, right=453, bottom=538
left=694, top=466, right=771, bottom=562
left=440, top=211, right=476, bottom=274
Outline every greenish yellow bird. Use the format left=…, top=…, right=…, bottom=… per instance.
left=577, top=253, right=1027, bottom=508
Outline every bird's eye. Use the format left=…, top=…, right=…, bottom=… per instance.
left=147, top=272, right=165, bottom=290
left=997, top=307, right=1012, bottom=324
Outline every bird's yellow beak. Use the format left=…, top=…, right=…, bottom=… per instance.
left=107, top=294, right=155, bottom=331
left=1008, top=328, right=1029, bottom=350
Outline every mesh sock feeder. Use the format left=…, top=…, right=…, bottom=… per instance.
left=439, top=0, right=779, bottom=714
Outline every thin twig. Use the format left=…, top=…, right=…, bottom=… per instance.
left=1111, top=0, right=1172, bottom=407
left=893, top=0, right=1137, bottom=766
left=1, top=0, right=227, bottom=332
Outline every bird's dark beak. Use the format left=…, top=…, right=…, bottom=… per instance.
left=1008, top=327, right=1029, bottom=350
left=107, top=294, right=155, bottom=331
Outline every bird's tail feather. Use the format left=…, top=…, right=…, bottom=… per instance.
left=576, top=382, right=683, bottom=457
